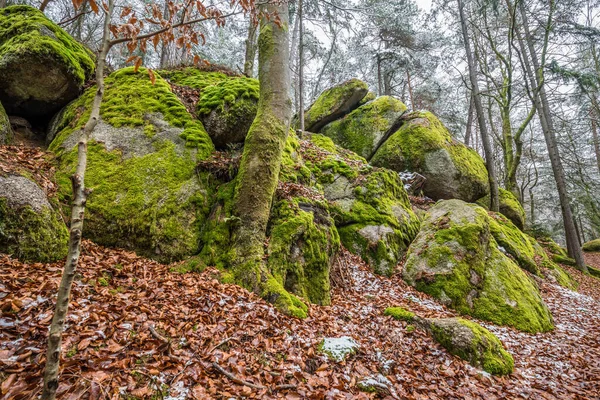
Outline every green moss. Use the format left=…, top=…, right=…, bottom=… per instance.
left=261, top=275, right=308, bottom=319
left=552, top=254, right=576, bottom=266
left=196, top=76, right=259, bottom=116
left=404, top=201, right=554, bottom=333
left=582, top=239, right=600, bottom=252
left=0, top=197, right=68, bottom=262
left=320, top=96, right=407, bottom=159
left=478, top=188, right=526, bottom=229
left=428, top=318, right=514, bottom=375
left=304, top=78, right=368, bottom=131
left=267, top=198, right=340, bottom=305
left=50, top=67, right=214, bottom=153
left=0, top=5, right=94, bottom=85
left=158, top=67, right=229, bottom=90
left=371, top=111, right=488, bottom=201
left=0, top=101, right=10, bottom=144
left=587, top=265, right=600, bottom=279
left=384, top=307, right=415, bottom=322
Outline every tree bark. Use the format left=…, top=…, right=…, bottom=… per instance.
left=39, top=0, right=51, bottom=12
left=298, top=0, right=305, bottom=131
left=231, top=1, right=292, bottom=289
left=457, top=0, right=499, bottom=212
left=0, top=0, right=8, bottom=9
left=591, top=98, right=600, bottom=174
left=244, top=18, right=258, bottom=77
left=465, top=93, right=474, bottom=146
left=406, top=69, right=415, bottom=111
left=41, top=2, right=114, bottom=399
left=517, top=1, right=586, bottom=271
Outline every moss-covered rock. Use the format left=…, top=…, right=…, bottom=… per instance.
left=303, top=78, right=369, bottom=133
left=49, top=67, right=214, bottom=262
left=0, top=174, right=68, bottom=262
left=320, top=96, right=406, bottom=160
left=425, top=318, right=514, bottom=375
left=582, top=239, right=600, bottom=252
left=403, top=200, right=554, bottom=333
left=384, top=306, right=415, bottom=322
left=477, top=188, right=526, bottom=230
left=0, top=5, right=95, bottom=120
left=0, top=101, right=11, bottom=144
left=196, top=77, right=259, bottom=148
left=488, top=213, right=576, bottom=289
left=371, top=112, right=489, bottom=202
left=300, top=134, right=420, bottom=276
left=267, top=198, right=340, bottom=306
left=158, top=67, right=231, bottom=90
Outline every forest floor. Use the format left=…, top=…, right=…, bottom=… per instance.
left=1, top=241, right=599, bottom=400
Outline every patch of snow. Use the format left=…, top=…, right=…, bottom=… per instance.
left=23, top=295, right=47, bottom=310
left=320, top=336, right=359, bottom=362
left=0, top=318, right=15, bottom=328
left=164, top=381, right=189, bottom=400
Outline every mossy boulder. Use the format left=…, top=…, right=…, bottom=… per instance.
left=267, top=198, right=340, bottom=306
left=0, top=101, right=11, bottom=144
left=0, top=5, right=95, bottom=120
left=582, top=239, right=600, bottom=252
left=384, top=306, right=416, bottom=322
left=488, top=213, right=576, bottom=289
left=0, top=174, right=68, bottom=262
left=477, top=188, right=526, bottom=230
left=303, top=78, right=369, bottom=133
left=297, top=134, right=420, bottom=276
left=371, top=112, right=489, bottom=202
left=320, top=96, right=407, bottom=160
left=403, top=200, right=554, bottom=333
left=425, top=318, right=514, bottom=375
left=49, top=67, right=214, bottom=262
left=196, top=77, right=259, bottom=148
left=158, top=67, right=231, bottom=90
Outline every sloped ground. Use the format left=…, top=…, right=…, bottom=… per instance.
left=1, top=241, right=599, bottom=399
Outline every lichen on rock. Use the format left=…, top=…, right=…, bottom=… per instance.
left=303, top=78, right=369, bottom=133
left=0, top=174, right=68, bottom=262
left=0, top=5, right=95, bottom=119
left=371, top=111, right=489, bottom=202
left=425, top=318, right=514, bottom=375
left=320, top=96, right=407, bottom=160
left=403, top=200, right=554, bottom=333
left=49, top=67, right=214, bottom=262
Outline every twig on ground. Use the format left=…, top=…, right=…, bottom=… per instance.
left=211, top=362, right=266, bottom=390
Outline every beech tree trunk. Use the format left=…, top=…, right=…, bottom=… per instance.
left=591, top=99, right=600, bottom=174
left=517, top=1, right=586, bottom=271
left=244, top=18, right=258, bottom=77
left=457, top=0, right=499, bottom=212
left=231, top=1, right=292, bottom=289
left=465, top=93, right=474, bottom=146
left=41, top=2, right=114, bottom=399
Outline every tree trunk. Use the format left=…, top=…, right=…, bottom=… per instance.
left=465, top=93, right=474, bottom=146
left=0, top=0, right=8, bottom=8
left=457, top=0, right=499, bottom=212
left=231, top=1, right=292, bottom=289
left=377, top=54, right=383, bottom=96
left=39, top=0, right=51, bottom=12
left=244, top=18, right=258, bottom=77
left=517, top=1, right=587, bottom=271
left=591, top=98, right=600, bottom=174
left=406, top=69, right=415, bottom=110
left=298, top=0, right=305, bottom=131
left=41, top=2, right=114, bottom=399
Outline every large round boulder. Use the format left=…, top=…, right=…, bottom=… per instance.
left=371, top=111, right=489, bottom=202
left=0, top=101, right=11, bottom=144
left=583, top=239, right=600, bottom=252
left=196, top=76, right=259, bottom=148
left=0, top=5, right=95, bottom=120
left=477, top=188, right=526, bottom=230
left=320, top=96, right=407, bottom=160
left=403, top=199, right=554, bottom=333
left=49, top=67, right=214, bottom=262
left=303, top=79, right=369, bottom=133
left=0, top=173, right=68, bottom=262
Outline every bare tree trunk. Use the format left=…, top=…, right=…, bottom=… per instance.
left=457, top=0, right=499, bottom=211
left=0, top=0, right=8, bottom=8
left=231, top=1, right=292, bottom=290
left=591, top=99, right=600, bottom=174
left=517, top=1, right=586, bottom=271
left=465, top=93, right=474, bottom=146
left=377, top=54, right=383, bottom=96
left=406, top=69, right=415, bottom=110
left=298, top=0, right=305, bottom=131
left=244, top=18, right=258, bottom=77
left=159, top=1, right=170, bottom=68
left=41, top=2, right=114, bottom=399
